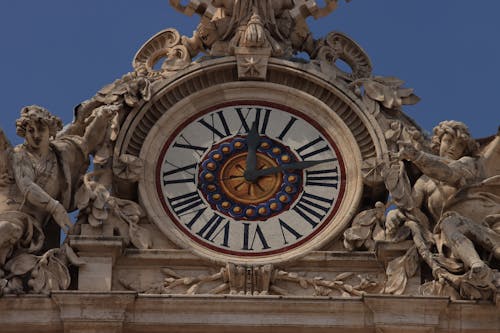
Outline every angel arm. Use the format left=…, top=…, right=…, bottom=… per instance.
left=398, top=141, right=477, bottom=187
left=80, top=105, right=118, bottom=156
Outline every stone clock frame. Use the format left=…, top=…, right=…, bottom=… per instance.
left=138, top=81, right=364, bottom=264
left=116, top=58, right=388, bottom=265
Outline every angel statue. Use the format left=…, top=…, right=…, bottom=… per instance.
left=389, top=120, right=500, bottom=299
left=0, top=105, right=116, bottom=284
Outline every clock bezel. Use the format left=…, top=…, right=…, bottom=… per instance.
left=155, top=100, right=347, bottom=257
left=139, top=82, right=364, bottom=264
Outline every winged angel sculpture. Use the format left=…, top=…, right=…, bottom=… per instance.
left=346, top=120, right=500, bottom=300
left=394, top=122, right=500, bottom=299
left=0, top=105, right=116, bottom=295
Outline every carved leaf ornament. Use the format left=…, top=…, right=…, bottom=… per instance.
left=384, top=246, right=419, bottom=295
left=1, top=244, right=84, bottom=295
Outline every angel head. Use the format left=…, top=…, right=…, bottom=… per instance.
left=16, top=105, right=63, bottom=150
left=431, top=120, right=479, bottom=160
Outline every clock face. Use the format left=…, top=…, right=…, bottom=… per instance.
left=156, top=101, right=346, bottom=258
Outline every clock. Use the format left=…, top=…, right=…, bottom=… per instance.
left=139, top=84, right=363, bottom=264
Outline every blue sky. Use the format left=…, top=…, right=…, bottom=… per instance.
left=1, top=0, right=499, bottom=146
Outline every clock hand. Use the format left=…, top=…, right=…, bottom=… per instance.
left=252, top=158, right=337, bottom=178
left=244, top=121, right=260, bottom=182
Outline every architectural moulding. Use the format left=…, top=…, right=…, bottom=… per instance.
left=0, top=1, right=498, bottom=332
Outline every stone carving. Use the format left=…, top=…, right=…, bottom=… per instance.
left=0, top=0, right=496, bottom=313
left=383, top=245, right=420, bottom=295
left=350, top=76, right=421, bottom=110
left=63, top=70, right=152, bottom=173
left=344, top=118, right=500, bottom=300
left=75, top=170, right=152, bottom=249
left=271, top=270, right=380, bottom=297
left=313, top=31, right=372, bottom=81
left=112, top=154, right=144, bottom=182
left=380, top=121, right=500, bottom=300
left=135, top=0, right=367, bottom=79
left=133, top=29, right=192, bottom=74
left=0, top=105, right=114, bottom=295
left=64, top=70, right=150, bottom=191
left=119, top=263, right=381, bottom=297
left=343, top=202, right=386, bottom=251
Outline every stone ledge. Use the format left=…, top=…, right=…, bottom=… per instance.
left=117, top=249, right=381, bottom=270
left=0, top=293, right=498, bottom=333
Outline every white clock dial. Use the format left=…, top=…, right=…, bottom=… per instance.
left=156, top=102, right=346, bottom=257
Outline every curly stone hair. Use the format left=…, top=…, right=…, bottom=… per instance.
left=15, top=105, right=63, bottom=139
left=431, top=120, right=479, bottom=157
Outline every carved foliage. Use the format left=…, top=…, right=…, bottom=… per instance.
left=119, top=263, right=381, bottom=297
left=383, top=246, right=419, bottom=295
left=75, top=171, right=152, bottom=249
left=343, top=202, right=386, bottom=251
left=313, top=32, right=373, bottom=81
left=133, top=28, right=192, bottom=73
left=0, top=244, right=84, bottom=296
left=351, top=76, right=421, bottom=110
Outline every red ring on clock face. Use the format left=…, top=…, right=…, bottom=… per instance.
left=156, top=101, right=347, bottom=257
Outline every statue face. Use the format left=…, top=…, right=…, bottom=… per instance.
left=439, top=133, right=466, bottom=160
left=25, top=121, right=50, bottom=151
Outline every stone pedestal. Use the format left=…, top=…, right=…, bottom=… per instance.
left=69, top=236, right=124, bottom=292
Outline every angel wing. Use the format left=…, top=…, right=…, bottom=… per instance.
left=0, top=127, right=13, bottom=184
left=480, top=127, right=500, bottom=178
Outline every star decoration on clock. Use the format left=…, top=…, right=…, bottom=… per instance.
left=241, top=56, right=264, bottom=77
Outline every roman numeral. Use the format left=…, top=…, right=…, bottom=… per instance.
left=242, top=223, right=271, bottom=250
left=292, top=192, right=333, bottom=228
left=173, top=134, right=208, bottom=157
left=167, top=191, right=205, bottom=216
left=306, top=167, right=339, bottom=188
left=296, top=136, right=330, bottom=160
left=198, top=111, right=231, bottom=140
left=279, top=219, right=303, bottom=245
left=162, top=163, right=197, bottom=185
left=277, top=116, right=298, bottom=141
left=195, top=213, right=230, bottom=248
left=173, top=142, right=207, bottom=153
left=235, top=107, right=271, bottom=134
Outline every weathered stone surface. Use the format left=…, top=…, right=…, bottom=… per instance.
left=0, top=1, right=498, bottom=332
